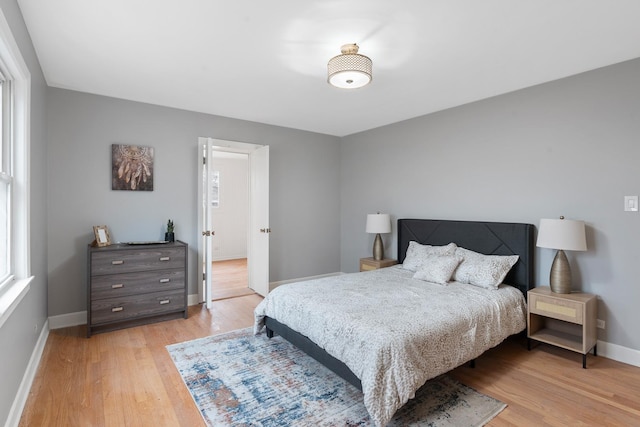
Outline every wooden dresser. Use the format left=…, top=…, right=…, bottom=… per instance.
left=87, top=241, right=188, bottom=337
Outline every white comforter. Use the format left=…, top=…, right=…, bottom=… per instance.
left=253, top=265, right=526, bottom=426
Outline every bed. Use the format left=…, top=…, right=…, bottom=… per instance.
left=254, top=218, right=534, bottom=426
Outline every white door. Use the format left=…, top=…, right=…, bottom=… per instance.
left=197, top=141, right=215, bottom=309
left=249, top=145, right=270, bottom=296
left=197, top=137, right=270, bottom=306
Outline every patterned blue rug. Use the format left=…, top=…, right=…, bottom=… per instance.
left=167, top=328, right=506, bottom=426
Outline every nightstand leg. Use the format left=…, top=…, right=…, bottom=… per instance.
left=527, top=338, right=531, bottom=351
left=583, top=354, right=587, bottom=369
left=593, top=344, right=597, bottom=357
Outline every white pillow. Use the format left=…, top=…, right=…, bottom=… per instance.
left=402, top=242, right=457, bottom=272
left=453, top=247, right=519, bottom=289
left=412, top=255, right=462, bottom=285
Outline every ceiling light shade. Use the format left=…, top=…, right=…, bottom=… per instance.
left=327, top=44, right=372, bottom=89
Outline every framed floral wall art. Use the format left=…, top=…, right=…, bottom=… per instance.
left=111, top=144, right=154, bottom=191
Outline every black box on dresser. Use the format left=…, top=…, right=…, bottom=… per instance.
left=87, top=240, right=188, bottom=337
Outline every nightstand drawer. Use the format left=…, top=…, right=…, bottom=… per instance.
left=529, top=292, right=582, bottom=324
left=360, top=263, right=377, bottom=271
left=359, top=257, right=397, bottom=271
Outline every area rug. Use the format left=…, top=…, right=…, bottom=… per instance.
left=167, top=328, right=506, bottom=426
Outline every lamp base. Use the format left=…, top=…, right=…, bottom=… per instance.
left=372, top=233, right=384, bottom=261
left=550, top=249, right=572, bottom=293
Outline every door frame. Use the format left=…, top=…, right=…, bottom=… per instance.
left=197, top=137, right=269, bottom=307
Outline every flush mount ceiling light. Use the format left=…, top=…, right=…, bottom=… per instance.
left=327, top=43, right=372, bottom=89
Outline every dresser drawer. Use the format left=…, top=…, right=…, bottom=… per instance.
left=529, top=292, right=582, bottom=324
left=91, top=247, right=185, bottom=275
left=91, top=269, right=185, bottom=300
left=90, top=289, right=185, bottom=325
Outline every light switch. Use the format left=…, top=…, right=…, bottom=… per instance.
left=624, top=196, right=638, bottom=212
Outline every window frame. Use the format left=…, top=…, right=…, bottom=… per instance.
left=0, top=71, right=13, bottom=285
left=0, top=8, right=32, bottom=328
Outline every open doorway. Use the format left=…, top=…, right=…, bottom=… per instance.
left=209, top=151, right=254, bottom=301
left=198, top=137, right=270, bottom=308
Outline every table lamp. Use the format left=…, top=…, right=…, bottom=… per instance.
left=366, top=213, right=391, bottom=261
left=536, top=216, right=587, bottom=293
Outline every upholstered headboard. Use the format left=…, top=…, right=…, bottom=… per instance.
left=397, top=219, right=535, bottom=297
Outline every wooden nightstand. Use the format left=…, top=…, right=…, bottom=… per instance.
left=359, top=257, right=397, bottom=272
left=527, top=286, right=597, bottom=368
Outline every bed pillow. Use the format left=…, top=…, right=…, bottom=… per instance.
left=402, top=241, right=457, bottom=272
left=452, top=247, right=519, bottom=289
left=412, top=255, right=462, bottom=285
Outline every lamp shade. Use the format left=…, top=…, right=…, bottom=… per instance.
left=536, top=218, right=587, bottom=251
left=366, top=213, right=391, bottom=234
left=327, top=44, right=372, bottom=89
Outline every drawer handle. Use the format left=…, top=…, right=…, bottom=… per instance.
left=111, top=306, right=124, bottom=312
left=111, top=260, right=124, bottom=265
left=111, top=284, right=124, bottom=289
left=159, top=256, right=170, bottom=261
left=159, top=299, right=170, bottom=305
left=159, top=278, right=170, bottom=283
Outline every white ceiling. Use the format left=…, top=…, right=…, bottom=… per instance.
left=17, top=0, right=640, bottom=137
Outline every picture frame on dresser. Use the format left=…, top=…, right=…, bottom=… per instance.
left=92, top=225, right=111, bottom=247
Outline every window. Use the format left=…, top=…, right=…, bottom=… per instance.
left=0, top=73, right=12, bottom=284
left=0, top=9, right=32, bottom=328
left=211, top=170, right=220, bottom=208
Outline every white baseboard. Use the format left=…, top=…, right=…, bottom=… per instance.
left=48, top=298, right=203, bottom=330
left=47, top=302, right=203, bottom=329
left=5, top=320, right=49, bottom=427
left=48, top=310, right=86, bottom=329
left=597, top=340, right=640, bottom=368
left=188, top=293, right=200, bottom=306
left=45, top=289, right=640, bottom=370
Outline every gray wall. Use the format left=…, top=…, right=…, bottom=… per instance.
left=0, top=0, right=48, bottom=425
left=46, top=88, right=342, bottom=316
left=210, top=154, right=249, bottom=261
left=47, top=56, right=640, bottom=353
left=341, top=57, right=640, bottom=352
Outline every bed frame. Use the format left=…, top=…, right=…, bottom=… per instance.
left=264, top=218, right=535, bottom=390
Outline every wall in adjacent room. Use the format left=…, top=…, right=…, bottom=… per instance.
left=340, top=57, right=640, bottom=353
left=210, top=153, right=249, bottom=261
left=46, top=88, right=341, bottom=317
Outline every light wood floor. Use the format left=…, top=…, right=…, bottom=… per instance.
left=210, top=258, right=256, bottom=301
left=20, top=295, right=640, bottom=426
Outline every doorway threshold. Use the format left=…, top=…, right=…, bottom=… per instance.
left=210, top=287, right=257, bottom=301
